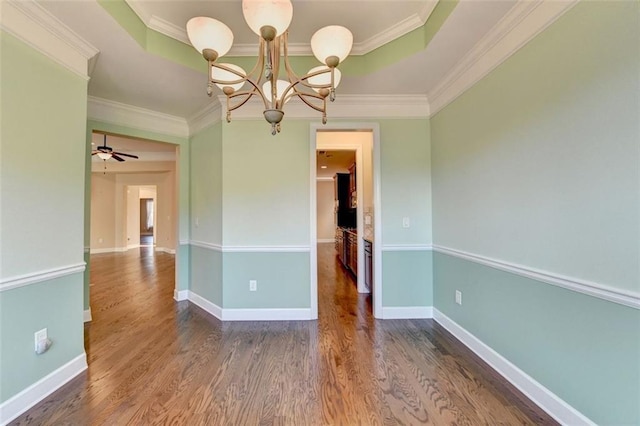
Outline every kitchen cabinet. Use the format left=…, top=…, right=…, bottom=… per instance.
left=334, top=173, right=355, bottom=228
left=347, top=231, right=358, bottom=274
left=364, top=239, right=372, bottom=291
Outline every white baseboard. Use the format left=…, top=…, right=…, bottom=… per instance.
left=382, top=306, right=433, bottom=319
left=433, top=309, right=595, bottom=426
left=0, top=353, right=87, bottom=425
left=222, top=307, right=312, bottom=321
left=187, top=291, right=223, bottom=319
left=83, top=308, right=92, bottom=322
left=89, top=247, right=127, bottom=254
left=173, top=289, right=188, bottom=301
left=155, top=247, right=176, bottom=255
left=187, top=291, right=312, bottom=321
left=317, top=239, right=335, bottom=244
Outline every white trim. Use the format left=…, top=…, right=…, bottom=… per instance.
left=187, top=291, right=312, bottom=321
left=433, top=309, right=595, bottom=426
left=222, top=307, right=312, bottom=321
left=0, top=263, right=86, bottom=292
left=429, top=0, right=579, bottom=116
left=187, top=101, right=222, bottom=135
left=87, top=96, right=189, bottom=138
left=123, top=0, right=151, bottom=25
left=189, top=240, right=223, bottom=252
left=353, top=2, right=436, bottom=56
left=155, top=247, right=176, bottom=255
left=0, top=1, right=98, bottom=79
left=316, top=177, right=333, bottom=182
left=121, top=1, right=436, bottom=56
left=382, top=306, right=433, bottom=319
left=382, top=244, right=432, bottom=252
left=83, top=308, right=92, bottom=322
left=149, top=15, right=190, bottom=44
left=0, top=353, right=88, bottom=425
left=310, top=122, right=383, bottom=319
left=218, top=95, right=429, bottom=121
left=89, top=247, right=127, bottom=254
left=127, top=244, right=141, bottom=250
left=173, top=289, right=188, bottom=301
left=433, top=245, right=640, bottom=310
left=317, top=239, right=335, bottom=244
left=83, top=247, right=90, bottom=254
left=187, top=291, right=223, bottom=319
left=223, top=245, right=310, bottom=253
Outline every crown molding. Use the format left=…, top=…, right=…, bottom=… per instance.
left=120, top=0, right=439, bottom=57
left=353, top=1, right=438, bottom=55
left=187, top=101, right=223, bottom=135
left=428, top=0, right=579, bottom=116
left=87, top=96, right=189, bottom=138
left=0, top=0, right=99, bottom=79
left=215, top=94, right=430, bottom=121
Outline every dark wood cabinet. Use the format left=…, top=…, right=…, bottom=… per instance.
left=364, top=239, right=372, bottom=291
left=347, top=231, right=357, bottom=274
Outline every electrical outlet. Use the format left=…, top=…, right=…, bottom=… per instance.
left=34, top=328, right=47, bottom=349
left=402, top=217, right=410, bottom=228
left=98, top=238, right=103, bottom=243
left=455, top=290, right=462, bottom=305
left=249, top=280, right=257, bottom=292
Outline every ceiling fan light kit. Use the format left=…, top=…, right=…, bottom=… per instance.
left=91, top=134, right=139, bottom=162
left=186, top=0, right=353, bottom=135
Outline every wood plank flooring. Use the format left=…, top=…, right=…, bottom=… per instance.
left=11, top=244, right=556, bottom=425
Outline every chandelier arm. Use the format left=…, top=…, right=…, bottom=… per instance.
left=296, top=93, right=327, bottom=113
left=282, top=31, right=302, bottom=83
left=210, top=63, right=249, bottom=86
left=226, top=91, right=257, bottom=113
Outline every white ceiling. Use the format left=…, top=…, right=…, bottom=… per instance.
left=36, top=0, right=522, bottom=153
left=317, top=150, right=355, bottom=178
left=39, top=0, right=519, bottom=118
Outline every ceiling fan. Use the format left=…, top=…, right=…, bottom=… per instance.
left=92, top=134, right=139, bottom=162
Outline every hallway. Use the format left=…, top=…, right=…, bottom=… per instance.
left=11, top=244, right=554, bottom=425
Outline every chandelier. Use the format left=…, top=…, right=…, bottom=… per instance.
left=186, top=0, right=353, bottom=135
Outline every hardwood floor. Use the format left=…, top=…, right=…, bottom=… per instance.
left=11, top=244, right=556, bottom=425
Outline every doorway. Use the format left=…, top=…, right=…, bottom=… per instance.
left=310, top=124, right=382, bottom=319
left=139, top=186, right=157, bottom=247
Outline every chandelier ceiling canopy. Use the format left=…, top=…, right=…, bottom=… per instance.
left=186, top=0, right=353, bottom=135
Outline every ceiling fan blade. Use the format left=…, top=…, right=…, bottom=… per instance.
left=92, top=151, right=99, bottom=155
left=113, top=151, right=138, bottom=159
left=111, top=154, right=125, bottom=162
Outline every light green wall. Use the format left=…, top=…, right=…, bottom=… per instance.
left=431, top=2, right=640, bottom=424
left=434, top=253, right=640, bottom=425
left=190, top=246, right=222, bottom=307
left=222, top=120, right=310, bottom=246
left=223, top=252, right=310, bottom=309
left=1, top=33, right=87, bottom=278
left=431, top=1, right=639, bottom=293
left=379, top=119, right=432, bottom=246
left=0, top=275, right=85, bottom=401
left=0, top=32, right=87, bottom=403
left=382, top=251, right=432, bottom=307
left=190, top=123, right=222, bottom=245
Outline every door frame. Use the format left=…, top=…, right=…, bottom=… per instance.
left=309, top=122, right=382, bottom=319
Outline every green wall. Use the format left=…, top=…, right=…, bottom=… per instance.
left=431, top=2, right=639, bottom=424
left=189, top=123, right=223, bottom=305
left=0, top=32, right=87, bottom=403
left=188, top=117, right=432, bottom=311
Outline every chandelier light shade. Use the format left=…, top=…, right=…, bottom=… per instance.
left=307, top=66, right=342, bottom=93
left=186, top=0, right=353, bottom=135
left=242, top=0, right=293, bottom=38
left=186, top=17, right=234, bottom=57
left=212, top=63, right=247, bottom=92
left=310, top=26, right=353, bottom=65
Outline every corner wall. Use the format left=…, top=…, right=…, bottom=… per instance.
left=430, top=2, right=639, bottom=424
left=0, top=31, right=87, bottom=409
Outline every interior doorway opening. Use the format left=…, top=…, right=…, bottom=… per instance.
left=311, top=125, right=380, bottom=319
left=138, top=186, right=157, bottom=248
